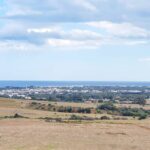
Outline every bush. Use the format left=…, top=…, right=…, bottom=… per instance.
left=84, top=108, right=91, bottom=113
left=138, top=114, right=148, bottom=120
left=119, top=108, right=148, bottom=117
left=133, top=97, right=146, bottom=106
left=69, top=115, right=94, bottom=121
left=31, top=102, right=38, bottom=105
left=69, top=115, right=82, bottom=120
left=100, top=116, right=110, bottom=120
left=13, top=113, right=27, bottom=118
left=97, top=102, right=117, bottom=111
left=4, top=113, right=28, bottom=119
left=66, top=106, right=72, bottom=113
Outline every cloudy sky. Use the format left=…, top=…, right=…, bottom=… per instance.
left=0, top=0, right=150, bottom=81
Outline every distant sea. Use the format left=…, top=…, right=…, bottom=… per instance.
left=0, top=81, right=150, bottom=88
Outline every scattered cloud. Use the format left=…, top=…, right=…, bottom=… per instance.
left=74, top=0, right=97, bottom=12
left=47, top=39, right=94, bottom=48
left=0, top=0, right=150, bottom=51
left=120, top=0, right=150, bottom=10
left=86, top=21, right=149, bottom=38
left=2, top=0, right=150, bottom=24
left=138, top=58, right=150, bottom=62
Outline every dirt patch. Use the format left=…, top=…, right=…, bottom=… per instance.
left=106, top=132, right=127, bottom=136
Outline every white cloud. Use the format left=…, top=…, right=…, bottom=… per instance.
left=86, top=21, right=149, bottom=38
left=1, top=0, right=150, bottom=51
left=68, top=29, right=101, bottom=39
left=27, top=27, right=62, bottom=34
left=74, top=0, right=97, bottom=11
left=123, top=40, right=148, bottom=45
left=6, top=8, right=42, bottom=17
left=2, top=0, right=150, bottom=27
left=0, top=40, right=37, bottom=51
left=47, top=39, right=104, bottom=48
left=47, top=39, right=83, bottom=47
left=120, top=0, right=150, bottom=10
left=138, top=58, right=150, bottom=62
left=0, top=22, right=149, bottom=51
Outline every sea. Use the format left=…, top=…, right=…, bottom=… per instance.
left=0, top=81, right=150, bottom=88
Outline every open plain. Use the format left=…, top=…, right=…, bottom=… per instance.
left=0, top=98, right=150, bottom=150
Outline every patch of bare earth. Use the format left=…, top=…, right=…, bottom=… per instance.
left=0, top=119, right=150, bottom=150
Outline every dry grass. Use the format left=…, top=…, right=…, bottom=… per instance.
left=0, top=98, right=23, bottom=108
left=0, top=119, right=150, bottom=150
left=116, top=103, right=150, bottom=110
left=0, top=98, right=150, bottom=150
left=0, top=98, right=108, bottom=119
left=0, top=98, right=103, bottom=119
left=51, top=101, right=97, bottom=108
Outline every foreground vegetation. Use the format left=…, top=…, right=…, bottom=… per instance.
left=0, top=98, right=150, bottom=150
left=27, top=101, right=150, bottom=120
left=0, top=98, right=149, bottom=122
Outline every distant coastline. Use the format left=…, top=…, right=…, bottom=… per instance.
left=0, top=81, right=150, bottom=88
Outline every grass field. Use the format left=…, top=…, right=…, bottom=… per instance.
left=0, top=98, right=150, bottom=150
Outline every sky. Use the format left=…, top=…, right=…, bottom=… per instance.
left=0, top=0, right=150, bottom=81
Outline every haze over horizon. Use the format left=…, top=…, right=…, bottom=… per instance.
left=0, top=0, right=150, bottom=81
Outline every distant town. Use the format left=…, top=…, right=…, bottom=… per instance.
left=0, top=86, right=150, bottom=105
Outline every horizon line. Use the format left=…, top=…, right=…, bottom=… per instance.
left=0, top=80, right=150, bottom=82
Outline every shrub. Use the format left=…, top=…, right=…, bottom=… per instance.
left=31, top=102, right=38, bottom=105
left=133, top=98, right=146, bottom=106
left=84, top=108, right=91, bottom=113
left=138, top=114, right=148, bottom=120
left=69, top=114, right=82, bottom=120
left=100, top=116, right=110, bottom=120
left=97, top=102, right=117, bottom=111
left=66, top=106, right=72, bottom=113
left=14, top=113, right=24, bottom=118
left=119, top=108, right=148, bottom=117
left=4, top=113, right=28, bottom=119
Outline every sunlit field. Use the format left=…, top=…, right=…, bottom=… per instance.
left=0, top=98, right=150, bottom=150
